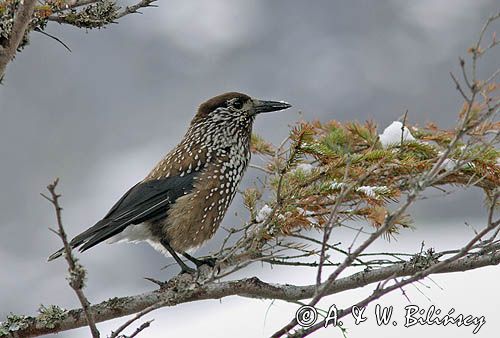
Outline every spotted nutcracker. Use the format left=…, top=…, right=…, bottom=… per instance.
left=48, top=92, right=291, bottom=273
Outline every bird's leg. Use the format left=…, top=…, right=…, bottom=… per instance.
left=182, top=252, right=217, bottom=268
left=160, top=240, right=195, bottom=274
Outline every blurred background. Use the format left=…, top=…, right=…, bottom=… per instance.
left=0, top=0, right=499, bottom=337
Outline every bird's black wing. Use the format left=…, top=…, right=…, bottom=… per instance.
left=47, top=172, right=197, bottom=261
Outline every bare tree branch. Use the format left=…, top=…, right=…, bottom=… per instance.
left=115, top=0, right=158, bottom=19
left=43, top=179, right=100, bottom=338
left=3, top=247, right=500, bottom=338
left=293, top=200, right=500, bottom=337
left=0, top=0, right=37, bottom=79
left=47, top=0, right=158, bottom=27
left=127, top=319, right=154, bottom=338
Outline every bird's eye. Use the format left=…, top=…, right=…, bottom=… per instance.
left=232, top=99, right=243, bottom=109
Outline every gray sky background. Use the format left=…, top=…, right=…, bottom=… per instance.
left=0, top=1, right=499, bottom=337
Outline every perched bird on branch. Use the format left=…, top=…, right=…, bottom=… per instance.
left=48, top=92, right=291, bottom=273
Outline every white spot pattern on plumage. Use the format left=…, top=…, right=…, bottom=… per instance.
left=115, top=95, right=258, bottom=254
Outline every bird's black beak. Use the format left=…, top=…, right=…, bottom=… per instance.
left=254, top=99, right=292, bottom=114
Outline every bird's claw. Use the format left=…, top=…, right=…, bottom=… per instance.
left=194, top=257, right=217, bottom=268
left=182, top=252, right=217, bottom=269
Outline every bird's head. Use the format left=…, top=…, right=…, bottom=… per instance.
left=193, top=92, right=292, bottom=128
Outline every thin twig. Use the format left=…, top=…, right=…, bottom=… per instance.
left=34, top=28, right=72, bottom=52
left=115, top=0, right=158, bottom=19
left=128, top=320, right=154, bottom=338
left=400, top=109, right=409, bottom=149
left=45, top=179, right=100, bottom=338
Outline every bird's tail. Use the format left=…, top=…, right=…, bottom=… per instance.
left=47, top=218, right=116, bottom=262
left=47, top=248, right=65, bottom=261
left=47, top=235, right=86, bottom=261
left=47, top=234, right=90, bottom=261
left=47, top=239, right=87, bottom=261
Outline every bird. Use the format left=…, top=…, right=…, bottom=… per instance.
left=48, top=92, right=291, bottom=273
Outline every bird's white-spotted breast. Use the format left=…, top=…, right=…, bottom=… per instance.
left=146, top=115, right=252, bottom=252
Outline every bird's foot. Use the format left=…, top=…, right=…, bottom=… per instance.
left=182, top=252, right=216, bottom=268
left=194, top=257, right=217, bottom=268
left=160, top=239, right=198, bottom=274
